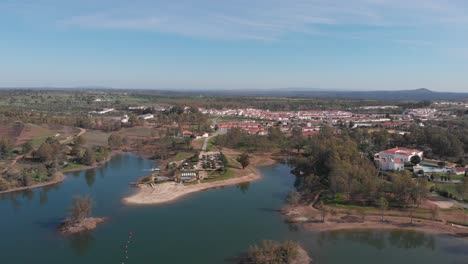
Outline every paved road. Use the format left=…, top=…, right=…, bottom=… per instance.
left=201, top=131, right=219, bottom=152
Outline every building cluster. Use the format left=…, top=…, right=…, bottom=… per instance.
left=200, top=108, right=354, bottom=122
left=217, top=121, right=268, bottom=135
left=405, top=108, right=438, bottom=120
left=433, top=101, right=468, bottom=108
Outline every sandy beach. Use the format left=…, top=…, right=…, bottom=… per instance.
left=123, top=151, right=278, bottom=205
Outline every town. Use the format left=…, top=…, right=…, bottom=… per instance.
left=0, top=89, right=467, bottom=264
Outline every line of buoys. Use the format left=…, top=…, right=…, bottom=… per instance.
left=122, top=231, right=134, bottom=263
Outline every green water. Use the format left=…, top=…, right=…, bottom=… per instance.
left=0, top=153, right=467, bottom=263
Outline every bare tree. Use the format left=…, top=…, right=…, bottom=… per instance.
left=318, top=201, right=328, bottom=223
left=378, top=197, right=388, bottom=222
left=430, top=205, right=440, bottom=221
left=68, top=195, right=94, bottom=223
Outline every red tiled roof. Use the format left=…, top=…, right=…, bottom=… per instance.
left=381, top=147, right=422, bottom=156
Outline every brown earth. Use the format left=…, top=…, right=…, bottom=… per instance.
left=58, top=217, right=107, bottom=235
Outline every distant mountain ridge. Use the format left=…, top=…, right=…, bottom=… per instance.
left=181, top=88, right=468, bottom=101
left=1, top=87, right=466, bottom=101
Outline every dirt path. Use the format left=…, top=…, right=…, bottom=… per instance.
left=60, top=127, right=86, bottom=144
left=1, top=127, right=87, bottom=192
left=1, top=153, right=27, bottom=174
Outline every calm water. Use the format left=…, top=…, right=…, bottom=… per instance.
left=0, top=153, right=467, bottom=263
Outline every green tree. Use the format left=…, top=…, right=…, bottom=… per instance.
left=74, top=135, right=86, bottom=146
left=285, top=191, right=301, bottom=206
left=0, top=138, right=13, bottom=158
left=410, top=155, right=421, bottom=165
left=237, top=153, right=250, bottom=169
left=35, top=142, right=54, bottom=162
left=243, top=240, right=299, bottom=264
left=108, top=134, right=123, bottom=150
left=81, top=148, right=95, bottom=166
left=290, top=126, right=304, bottom=153
left=457, top=179, right=468, bottom=201
left=21, top=141, right=33, bottom=154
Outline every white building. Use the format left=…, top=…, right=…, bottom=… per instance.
left=89, top=108, right=114, bottom=115
left=137, top=114, right=154, bottom=120
left=376, top=147, right=423, bottom=171
left=121, top=115, right=129, bottom=123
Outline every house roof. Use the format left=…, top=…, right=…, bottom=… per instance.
left=381, top=147, right=422, bottom=156
left=454, top=167, right=467, bottom=173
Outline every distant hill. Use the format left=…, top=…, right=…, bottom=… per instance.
left=177, top=88, right=468, bottom=101
left=1, top=87, right=467, bottom=101
left=283, top=88, right=468, bottom=101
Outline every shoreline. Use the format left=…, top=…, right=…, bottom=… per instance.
left=123, top=152, right=277, bottom=205
left=283, top=206, right=468, bottom=239
left=0, top=172, right=65, bottom=195
left=58, top=217, right=107, bottom=235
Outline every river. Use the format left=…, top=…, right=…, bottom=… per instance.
left=0, top=153, right=467, bottom=263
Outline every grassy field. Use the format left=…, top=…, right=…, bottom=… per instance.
left=118, top=127, right=154, bottom=137
left=16, top=124, right=55, bottom=146
left=82, top=130, right=110, bottom=147
left=191, top=138, right=204, bottom=150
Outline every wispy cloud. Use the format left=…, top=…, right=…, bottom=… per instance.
left=394, top=39, right=434, bottom=46
left=4, top=0, right=468, bottom=40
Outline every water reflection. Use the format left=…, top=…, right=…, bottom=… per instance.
left=84, top=170, right=96, bottom=187
left=388, top=230, right=435, bottom=250
left=22, top=189, right=34, bottom=201
left=317, top=230, right=436, bottom=251
left=39, top=189, right=48, bottom=205
left=236, top=182, right=250, bottom=193
left=69, top=231, right=95, bottom=256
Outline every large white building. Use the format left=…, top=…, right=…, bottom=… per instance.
left=376, top=147, right=423, bottom=171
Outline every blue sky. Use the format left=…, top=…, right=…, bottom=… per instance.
left=1, top=0, right=468, bottom=91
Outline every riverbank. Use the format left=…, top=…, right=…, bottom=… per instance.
left=283, top=205, right=468, bottom=238
left=0, top=149, right=125, bottom=195
left=0, top=172, right=65, bottom=194
left=123, top=151, right=278, bottom=205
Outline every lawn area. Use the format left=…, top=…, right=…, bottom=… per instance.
left=205, top=137, right=215, bottom=151
left=62, top=163, right=87, bottom=172
left=435, top=183, right=463, bottom=200
left=328, top=203, right=379, bottom=212
left=201, top=168, right=235, bottom=183
left=168, top=152, right=194, bottom=162
left=224, top=154, right=242, bottom=169
left=118, top=127, right=154, bottom=137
